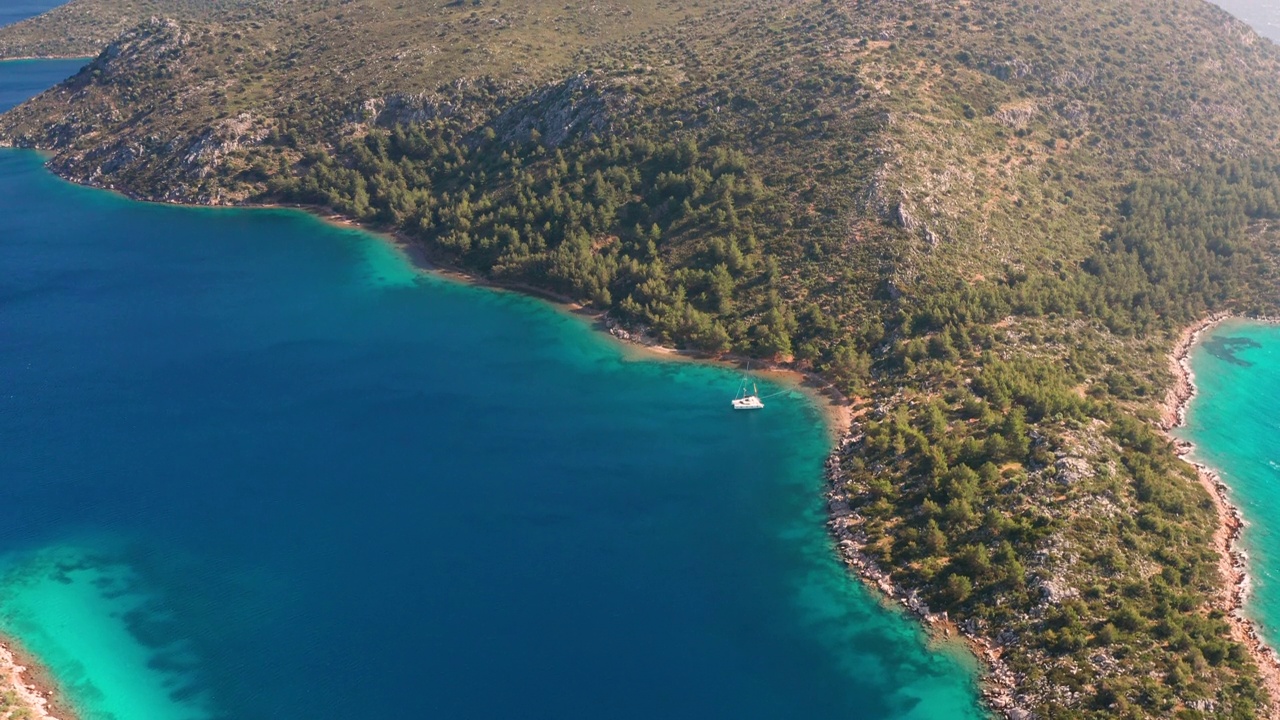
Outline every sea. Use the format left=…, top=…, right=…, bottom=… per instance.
left=1180, top=321, right=1280, bottom=655
left=0, top=0, right=66, bottom=31
left=0, top=59, right=985, bottom=719
left=1214, top=0, right=1280, bottom=41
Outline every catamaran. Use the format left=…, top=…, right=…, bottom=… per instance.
left=732, top=381, right=765, bottom=410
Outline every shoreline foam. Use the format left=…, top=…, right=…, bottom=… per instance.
left=1163, top=313, right=1280, bottom=715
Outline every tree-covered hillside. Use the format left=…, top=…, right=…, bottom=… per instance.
left=6, top=0, right=1280, bottom=716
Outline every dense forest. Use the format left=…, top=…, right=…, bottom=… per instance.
left=273, top=125, right=832, bottom=361
left=7, top=0, right=1280, bottom=716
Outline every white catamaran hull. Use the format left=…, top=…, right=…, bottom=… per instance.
left=732, top=376, right=764, bottom=410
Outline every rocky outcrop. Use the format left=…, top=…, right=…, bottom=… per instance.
left=85, top=16, right=189, bottom=84
left=355, top=92, right=461, bottom=128
left=346, top=72, right=632, bottom=150
left=992, top=102, right=1037, bottom=130
left=488, top=73, right=633, bottom=148
left=180, top=113, right=268, bottom=176
left=824, top=434, right=1027, bottom=718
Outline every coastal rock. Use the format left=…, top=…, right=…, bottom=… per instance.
left=0, top=641, right=64, bottom=720
left=1160, top=313, right=1280, bottom=711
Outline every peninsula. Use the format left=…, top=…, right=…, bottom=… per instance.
left=6, top=0, right=1280, bottom=717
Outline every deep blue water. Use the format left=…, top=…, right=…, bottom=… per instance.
left=0, top=0, right=65, bottom=32
left=0, top=57, right=85, bottom=100
left=0, top=61, right=983, bottom=719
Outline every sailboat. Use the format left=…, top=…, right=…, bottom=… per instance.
left=732, top=380, right=765, bottom=410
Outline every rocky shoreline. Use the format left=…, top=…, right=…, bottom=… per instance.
left=818, top=312, right=1280, bottom=720
left=0, top=636, right=77, bottom=720
left=1162, top=313, right=1280, bottom=717
left=822, top=437, right=1026, bottom=719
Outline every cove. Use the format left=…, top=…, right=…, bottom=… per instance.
left=0, top=60, right=984, bottom=719
left=1180, top=320, right=1280, bottom=654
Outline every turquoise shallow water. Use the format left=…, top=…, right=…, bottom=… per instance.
left=0, top=61, right=984, bottom=719
left=1181, top=320, right=1280, bottom=652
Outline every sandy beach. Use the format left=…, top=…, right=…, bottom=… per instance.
left=1163, top=313, right=1280, bottom=715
